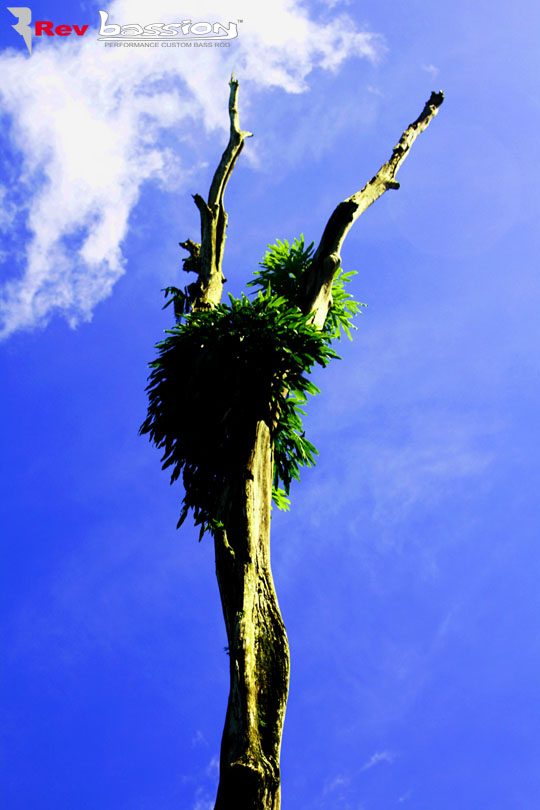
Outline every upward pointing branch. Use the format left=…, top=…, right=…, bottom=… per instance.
left=301, top=91, right=444, bottom=327
left=207, top=75, right=253, bottom=212
left=187, top=75, right=253, bottom=310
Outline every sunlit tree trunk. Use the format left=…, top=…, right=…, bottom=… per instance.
left=213, top=421, right=289, bottom=809
left=168, top=77, right=443, bottom=809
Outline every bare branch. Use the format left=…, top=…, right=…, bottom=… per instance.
left=301, top=90, right=444, bottom=327
left=183, top=75, right=253, bottom=310
left=208, top=74, right=253, bottom=212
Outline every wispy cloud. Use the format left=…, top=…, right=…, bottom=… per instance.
left=398, top=789, right=412, bottom=802
left=318, top=0, right=352, bottom=7
left=421, top=63, right=439, bottom=78
left=323, top=773, right=351, bottom=795
left=191, top=730, right=208, bottom=748
left=190, top=757, right=218, bottom=809
left=0, top=0, right=383, bottom=338
left=297, top=405, right=495, bottom=536
left=361, top=749, right=396, bottom=771
left=191, top=787, right=214, bottom=810
left=205, top=756, right=219, bottom=777
left=0, top=185, right=17, bottom=233
left=366, top=413, right=494, bottom=529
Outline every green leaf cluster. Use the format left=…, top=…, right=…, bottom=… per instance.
left=162, top=285, right=188, bottom=316
left=141, top=238, right=364, bottom=538
left=248, top=236, right=366, bottom=340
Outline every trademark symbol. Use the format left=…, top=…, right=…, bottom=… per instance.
left=238, top=19, right=243, bottom=23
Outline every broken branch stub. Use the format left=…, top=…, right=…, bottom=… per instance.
left=300, top=90, right=444, bottom=328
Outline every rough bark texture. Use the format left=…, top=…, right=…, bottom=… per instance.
left=178, top=81, right=444, bottom=810
left=213, top=422, right=289, bottom=810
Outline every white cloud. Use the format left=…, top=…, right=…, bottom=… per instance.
left=205, top=756, right=219, bottom=776
left=318, top=0, right=353, bottom=8
left=0, top=1, right=383, bottom=338
left=421, top=63, right=439, bottom=78
left=191, top=788, right=213, bottom=810
left=360, top=749, right=396, bottom=771
left=367, top=416, right=494, bottom=529
left=296, top=406, right=495, bottom=540
left=323, top=773, right=350, bottom=795
left=0, top=185, right=18, bottom=233
left=191, top=730, right=208, bottom=747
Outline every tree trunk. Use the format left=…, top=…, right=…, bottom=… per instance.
left=213, top=420, right=290, bottom=810
left=172, top=80, right=443, bottom=808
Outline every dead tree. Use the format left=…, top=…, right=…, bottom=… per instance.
left=141, top=76, right=443, bottom=810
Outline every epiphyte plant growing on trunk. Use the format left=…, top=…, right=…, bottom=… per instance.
left=141, top=76, right=443, bottom=810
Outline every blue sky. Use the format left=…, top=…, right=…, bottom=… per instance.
left=1, top=1, right=539, bottom=808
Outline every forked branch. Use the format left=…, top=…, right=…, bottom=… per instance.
left=301, top=90, right=444, bottom=327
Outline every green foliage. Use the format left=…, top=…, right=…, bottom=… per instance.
left=161, top=286, right=189, bottom=318
left=247, top=236, right=312, bottom=303
left=324, top=267, right=366, bottom=340
left=142, top=238, right=364, bottom=538
left=248, top=236, right=366, bottom=340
